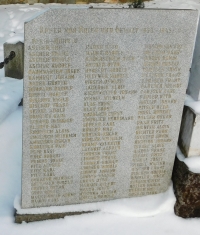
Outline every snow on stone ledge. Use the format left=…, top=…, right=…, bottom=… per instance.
left=185, top=94, right=200, bottom=114
left=0, top=77, right=23, bottom=124
left=14, top=185, right=175, bottom=217
left=177, top=147, right=200, bottom=173
left=6, top=36, right=24, bottom=44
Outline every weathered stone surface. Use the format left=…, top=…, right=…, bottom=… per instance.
left=4, top=41, right=24, bottom=79
left=178, top=106, right=200, bottom=157
left=22, top=8, right=198, bottom=209
left=172, top=156, right=200, bottom=218
left=15, top=210, right=95, bottom=223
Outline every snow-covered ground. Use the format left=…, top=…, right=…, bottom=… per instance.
left=1, top=1, right=200, bottom=234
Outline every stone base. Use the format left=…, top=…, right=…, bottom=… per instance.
left=4, top=41, right=24, bottom=79
left=174, top=203, right=200, bottom=218
left=15, top=209, right=96, bottom=223
left=178, top=105, right=200, bottom=157
left=172, top=156, right=200, bottom=218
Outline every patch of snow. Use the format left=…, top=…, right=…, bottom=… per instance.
left=15, top=185, right=175, bottom=216
left=0, top=107, right=22, bottom=218
left=0, top=77, right=23, bottom=124
left=177, top=147, right=200, bottom=173
left=6, top=35, right=24, bottom=43
left=185, top=94, right=200, bottom=114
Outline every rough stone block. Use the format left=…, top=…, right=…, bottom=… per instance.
left=172, top=156, right=200, bottom=218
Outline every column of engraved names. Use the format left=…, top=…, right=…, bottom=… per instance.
left=28, top=37, right=77, bottom=206
left=79, top=44, right=133, bottom=202
left=129, top=43, right=182, bottom=196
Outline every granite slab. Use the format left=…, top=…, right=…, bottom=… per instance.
left=22, top=8, right=198, bottom=208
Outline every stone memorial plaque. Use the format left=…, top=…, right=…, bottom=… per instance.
left=22, top=8, right=198, bottom=208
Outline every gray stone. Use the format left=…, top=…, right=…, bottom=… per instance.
left=22, top=8, right=198, bottom=209
left=4, top=41, right=24, bottom=79
left=15, top=210, right=95, bottom=223
left=178, top=106, right=200, bottom=157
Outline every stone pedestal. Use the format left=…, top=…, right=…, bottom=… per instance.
left=178, top=106, right=200, bottom=157
left=4, top=41, right=24, bottom=79
left=172, top=156, right=200, bottom=218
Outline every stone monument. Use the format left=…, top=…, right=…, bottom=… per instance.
left=20, top=8, right=198, bottom=220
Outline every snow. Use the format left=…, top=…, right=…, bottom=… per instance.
left=14, top=185, right=175, bottom=216
left=0, top=77, right=23, bottom=124
left=177, top=147, right=200, bottom=173
left=0, top=0, right=200, bottom=234
left=6, top=36, right=24, bottom=43
left=185, top=94, right=200, bottom=114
